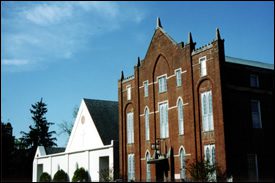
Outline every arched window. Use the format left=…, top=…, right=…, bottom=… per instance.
left=177, top=98, right=184, bottom=135
left=145, top=108, right=150, bottom=141
left=146, top=152, right=151, bottom=182
left=180, top=148, right=186, bottom=180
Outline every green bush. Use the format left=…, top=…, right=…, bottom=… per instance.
left=186, top=159, right=216, bottom=182
left=72, top=167, right=89, bottom=182
left=53, top=169, right=69, bottom=182
left=39, top=172, right=51, bottom=182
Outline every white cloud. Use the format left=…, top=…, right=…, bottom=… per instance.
left=2, top=59, right=31, bottom=66
left=2, top=2, right=147, bottom=72
left=23, top=4, right=73, bottom=25
left=76, top=1, right=119, bottom=18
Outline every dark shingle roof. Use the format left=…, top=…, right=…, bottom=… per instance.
left=83, top=98, right=118, bottom=145
left=45, top=147, right=65, bottom=155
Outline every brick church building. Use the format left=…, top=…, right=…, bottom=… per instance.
left=118, top=18, right=274, bottom=182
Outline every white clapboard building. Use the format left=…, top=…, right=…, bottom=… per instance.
left=32, top=98, right=119, bottom=182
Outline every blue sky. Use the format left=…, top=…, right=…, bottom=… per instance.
left=1, top=1, right=274, bottom=147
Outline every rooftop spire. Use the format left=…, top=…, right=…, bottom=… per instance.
left=156, top=17, right=162, bottom=29
left=121, top=71, right=124, bottom=80
left=137, top=57, right=141, bottom=67
left=188, top=32, right=193, bottom=44
left=216, top=28, right=221, bottom=40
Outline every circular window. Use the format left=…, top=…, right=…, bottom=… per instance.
left=81, top=116, right=85, bottom=124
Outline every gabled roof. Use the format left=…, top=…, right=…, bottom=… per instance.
left=83, top=98, right=118, bottom=145
left=45, top=147, right=65, bottom=155
left=225, top=56, right=274, bottom=70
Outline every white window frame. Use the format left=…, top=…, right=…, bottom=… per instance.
left=250, top=74, right=259, bottom=88
left=145, top=107, right=150, bottom=141
left=128, top=154, right=135, bottom=181
left=177, top=97, right=184, bottom=135
left=144, top=80, right=149, bottom=97
left=158, top=74, right=167, bottom=93
left=126, top=85, right=131, bottom=100
left=159, top=101, right=169, bottom=138
left=179, top=147, right=186, bottom=180
left=204, top=144, right=216, bottom=180
left=200, top=56, right=207, bottom=77
left=204, top=144, right=215, bottom=165
left=146, top=152, right=151, bottom=182
left=201, top=90, right=214, bottom=132
left=175, top=68, right=182, bottom=87
left=251, top=100, right=262, bottom=128
left=127, top=112, right=134, bottom=144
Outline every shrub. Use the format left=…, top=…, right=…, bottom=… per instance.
left=99, top=168, right=113, bottom=182
left=186, top=159, right=216, bottom=182
left=72, top=167, right=89, bottom=182
left=39, top=172, right=51, bottom=182
left=53, top=169, right=69, bottom=182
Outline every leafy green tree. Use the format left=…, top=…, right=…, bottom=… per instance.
left=20, top=98, right=57, bottom=150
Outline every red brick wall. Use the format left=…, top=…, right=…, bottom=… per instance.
left=119, top=28, right=227, bottom=181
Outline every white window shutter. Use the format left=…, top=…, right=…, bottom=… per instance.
left=209, top=92, right=214, bottom=130
left=132, top=154, right=135, bottom=180
left=131, top=113, right=134, bottom=143
left=165, top=103, right=169, bottom=137
left=128, top=154, right=131, bottom=180
left=127, top=114, right=130, bottom=144
left=201, top=93, right=208, bottom=131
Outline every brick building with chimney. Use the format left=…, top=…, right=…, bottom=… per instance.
left=118, top=18, right=274, bottom=182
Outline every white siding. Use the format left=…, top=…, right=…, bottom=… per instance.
left=33, top=143, right=114, bottom=182
left=66, top=100, right=104, bottom=152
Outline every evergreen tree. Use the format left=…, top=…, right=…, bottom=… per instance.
left=21, top=98, right=57, bottom=149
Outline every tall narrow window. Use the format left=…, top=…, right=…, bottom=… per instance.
left=204, top=144, right=215, bottom=165
left=178, top=98, right=184, bottom=135
left=176, top=69, right=182, bottom=87
left=144, top=80, right=149, bottom=97
left=250, top=74, right=259, bottom=88
left=180, top=148, right=186, bottom=180
left=127, top=85, right=131, bottom=100
left=251, top=100, right=262, bottom=128
left=158, top=76, right=167, bottom=93
left=247, top=154, right=259, bottom=181
left=212, top=146, right=216, bottom=165
left=159, top=102, right=169, bottom=138
left=146, top=152, right=151, bottom=182
left=145, top=108, right=150, bottom=141
left=201, top=91, right=214, bottom=132
left=200, top=56, right=207, bottom=77
left=127, top=112, right=134, bottom=144
left=128, top=154, right=135, bottom=181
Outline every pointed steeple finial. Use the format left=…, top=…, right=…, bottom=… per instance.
left=188, top=32, right=193, bottom=44
left=121, top=71, right=124, bottom=80
left=156, top=17, right=162, bottom=29
left=216, top=28, right=221, bottom=40
left=137, top=57, right=141, bottom=67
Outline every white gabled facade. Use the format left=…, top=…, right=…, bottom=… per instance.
left=66, top=100, right=104, bottom=152
left=33, top=99, right=117, bottom=182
